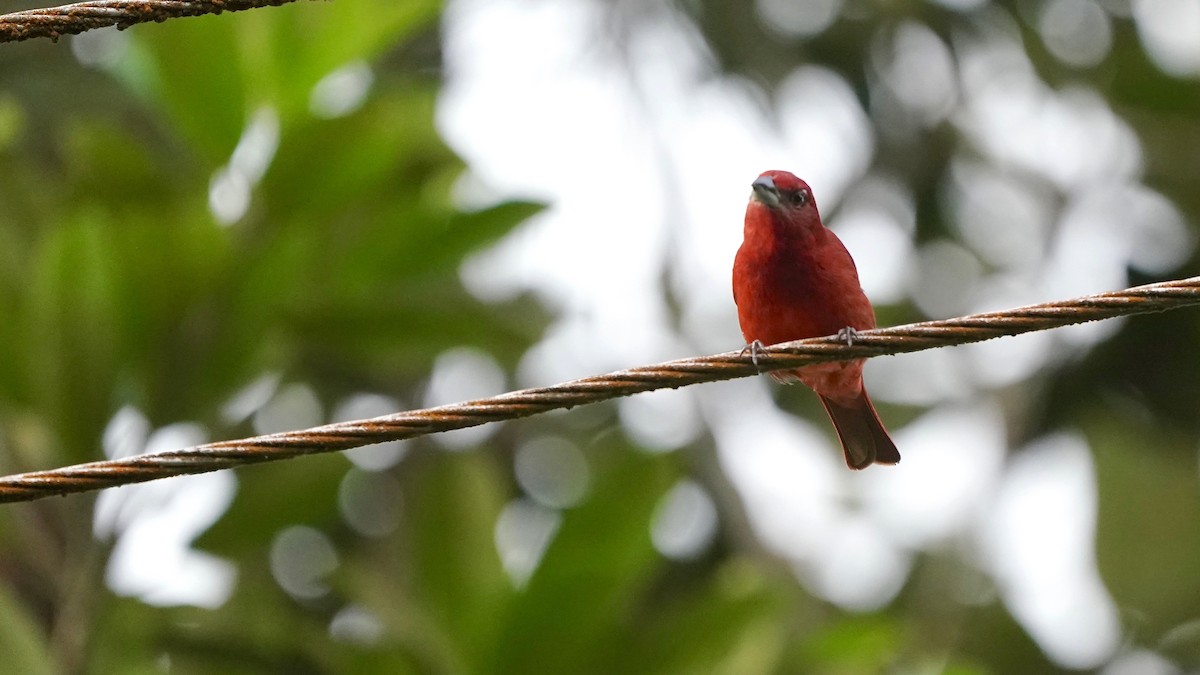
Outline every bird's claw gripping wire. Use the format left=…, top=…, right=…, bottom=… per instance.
left=837, top=326, right=858, bottom=346
left=740, top=339, right=767, bottom=372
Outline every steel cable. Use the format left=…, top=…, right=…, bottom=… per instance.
left=1, top=276, right=1198, bottom=503
left=0, top=0, right=298, bottom=43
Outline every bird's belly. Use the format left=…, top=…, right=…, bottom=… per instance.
left=771, top=360, right=865, bottom=404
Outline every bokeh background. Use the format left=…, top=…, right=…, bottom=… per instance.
left=1, top=0, right=1199, bottom=671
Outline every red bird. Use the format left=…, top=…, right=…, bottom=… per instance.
left=733, top=170, right=899, bottom=469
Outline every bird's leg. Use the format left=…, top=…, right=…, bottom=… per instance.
left=740, top=339, right=767, bottom=372
left=837, top=327, right=858, bottom=346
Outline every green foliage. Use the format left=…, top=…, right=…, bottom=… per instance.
left=0, top=0, right=548, bottom=670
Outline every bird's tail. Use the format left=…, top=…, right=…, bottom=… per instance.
left=818, top=391, right=900, bottom=470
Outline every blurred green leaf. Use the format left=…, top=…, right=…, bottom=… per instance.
left=132, top=15, right=248, bottom=161
left=494, top=441, right=676, bottom=675
left=260, top=88, right=454, bottom=221
left=0, top=583, right=54, bottom=675
left=363, top=449, right=514, bottom=674
left=25, top=213, right=122, bottom=459
left=1091, top=407, right=1200, bottom=638
left=197, top=453, right=347, bottom=556
left=131, top=0, right=440, bottom=157
left=794, top=614, right=901, bottom=672
left=627, top=559, right=789, bottom=675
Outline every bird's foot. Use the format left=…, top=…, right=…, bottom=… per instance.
left=740, top=340, right=767, bottom=372
left=836, top=327, right=858, bottom=346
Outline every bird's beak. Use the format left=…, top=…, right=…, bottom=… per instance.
left=751, top=175, right=781, bottom=208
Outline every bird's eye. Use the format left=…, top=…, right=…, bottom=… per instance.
left=789, top=190, right=808, bottom=207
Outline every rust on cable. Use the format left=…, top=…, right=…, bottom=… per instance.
left=1, top=276, right=1200, bottom=503
left=0, top=0, right=300, bottom=43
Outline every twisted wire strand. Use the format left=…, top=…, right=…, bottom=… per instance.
left=0, top=0, right=298, bottom=43
left=2, top=276, right=1199, bottom=503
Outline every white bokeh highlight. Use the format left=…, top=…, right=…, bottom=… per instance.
left=494, top=498, right=561, bottom=587
left=208, top=107, right=279, bottom=225
left=271, top=525, right=339, bottom=600
left=651, top=479, right=718, bottom=560
left=424, top=347, right=508, bottom=449
left=980, top=433, right=1121, bottom=669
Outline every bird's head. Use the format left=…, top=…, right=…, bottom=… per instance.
left=749, top=170, right=816, bottom=214
left=746, top=170, right=823, bottom=239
